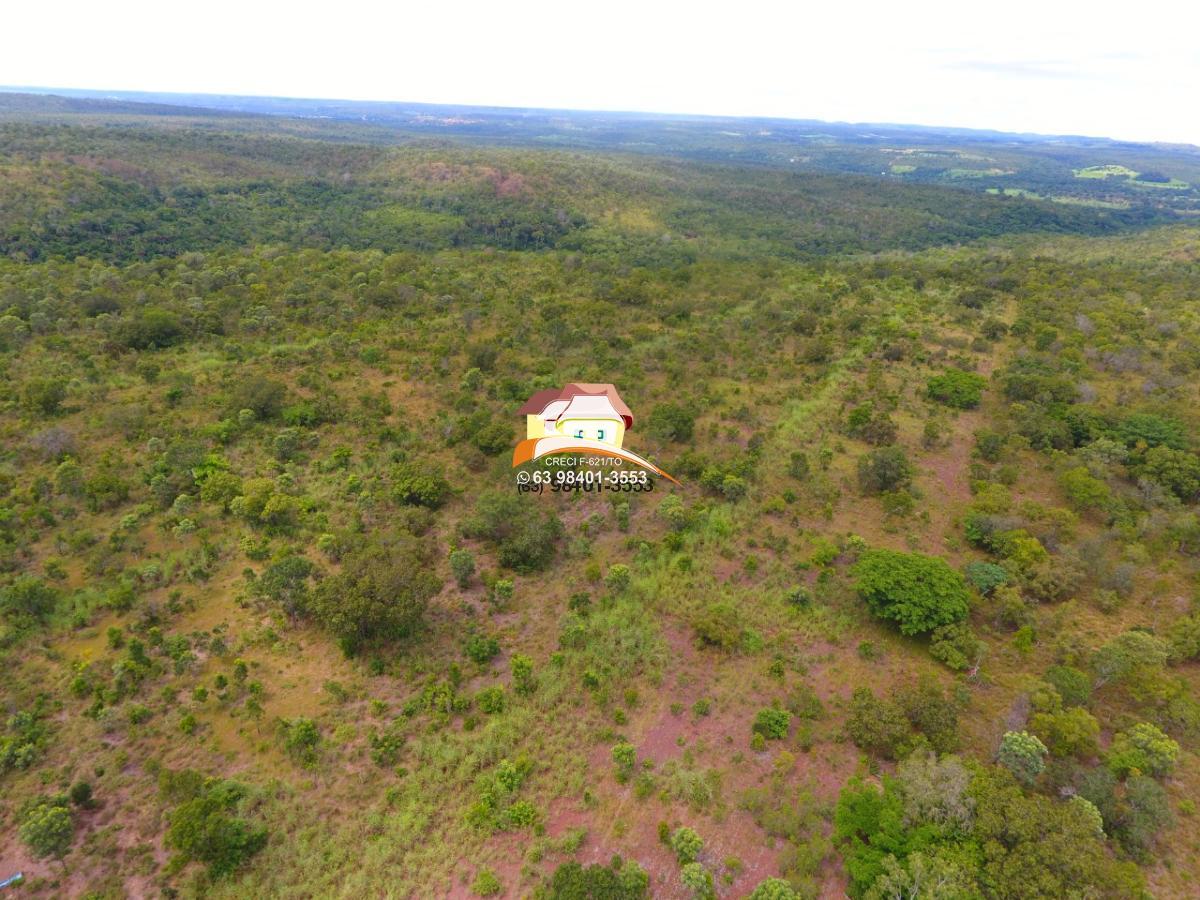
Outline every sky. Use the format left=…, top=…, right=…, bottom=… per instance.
left=4, top=0, right=1199, bottom=144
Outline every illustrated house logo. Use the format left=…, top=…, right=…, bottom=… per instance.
left=512, top=383, right=677, bottom=482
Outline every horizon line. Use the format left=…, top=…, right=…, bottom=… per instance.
left=4, top=84, right=1197, bottom=151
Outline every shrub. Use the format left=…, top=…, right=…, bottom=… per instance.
left=964, top=561, right=1009, bottom=595
left=852, top=549, right=971, bottom=635
left=671, top=826, right=703, bottom=863
left=464, top=630, right=500, bottom=664
left=1140, top=446, right=1200, bottom=502
left=846, top=687, right=909, bottom=759
left=0, top=576, right=60, bottom=628
left=691, top=601, right=742, bottom=650
left=612, top=742, right=637, bottom=782
left=749, top=878, right=800, bottom=899
left=857, top=446, right=913, bottom=495
left=1044, top=665, right=1091, bottom=707
left=392, top=461, right=452, bottom=508
left=1059, top=466, right=1112, bottom=513
left=927, top=369, right=986, bottom=409
left=472, top=869, right=502, bottom=896
left=227, top=376, right=287, bottom=420
left=997, top=731, right=1047, bottom=785
left=680, top=862, right=714, bottom=899
left=545, top=859, right=649, bottom=899
left=752, top=708, right=791, bottom=740
left=22, top=378, right=68, bottom=416
left=1029, top=707, right=1100, bottom=758
left=462, top=492, right=563, bottom=572
left=605, top=564, right=632, bottom=594
left=476, top=686, right=506, bottom=714
left=450, top=549, right=477, bottom=588
left=649, top=403, right=696, bottom=443
left=928, top=622, right=984, bottom=671
left=897, top=678, right=960, bottom=755
left=117, top=308, right=184, bottom=350
left=511, top=654, right=535, bottom=695
left=283, top=717, right=320, bottom=764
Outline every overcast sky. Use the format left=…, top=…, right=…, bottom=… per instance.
left=5, top=0, right=1199, bottom=144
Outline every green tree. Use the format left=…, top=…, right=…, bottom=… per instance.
left=852, top=549, right=971, bottom=635
left=19, top=796, right=74, bottom=865
left=1106, top=722, right=1179, bottom=778
left=164, top=779, right=267, bottom=877
left=997, top=731, right=1047, bottom=785
left=306, top=537, right=440, bottom=653
left=857, top=446, right=913, bottom=495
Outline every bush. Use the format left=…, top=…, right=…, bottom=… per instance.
left=1044, top=665, right=1091, bottom=707
left=22, top=378, right=68, bottom=416
left=283, top=717, right=320, bottom=764
left=450, top=548, right=476, bottom=588
left=649, top=403, right=696, bottom=443
left=1029, top=707, right=1100, bottom=758
left=927, top=368, right=986, bottom=409
left=605, top=564, right=632, bottom=594
left=749, top=879, right=799, bottom=900
left=476, top=686, right=506, bottom=714
left=164, top=777, right=266, bottom=877
left=462, top=492, right=564, bottom=572
left=929, top=622, right=984, bottom=671
left=464, top=632, right=500, bottom=665
left=845, top=687, right=909, bottom=759
left=472, top=869, right=502, bottom=897
left=680, top=862, right=714, bottom=899
left=227, top=376, right=287, bottom=420
left=671, top=826, right=704, bottom=863
left=545, top=859, right=649, bottom=899
left=117, top=308, right=185, bottom=350
left=511, top=654, right=535, bottom=695
left=691, top=601, right=742, bottom=650
left=857, top=446, right=913, bottom=495
left=752, top=708, right=791, bottom=740
left=852, top=549, right=971, bottom=635
left=392, top=461, right=452, bottom=508
left=612, top=742, right=637, bottom=782
left=964, top=561, right=1009, bottom=596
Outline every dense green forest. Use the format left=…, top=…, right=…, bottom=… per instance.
left=1, top=94, right=1200, bottom=899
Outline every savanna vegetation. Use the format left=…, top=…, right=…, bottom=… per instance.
left=1, top=93, right=1199, bottom=898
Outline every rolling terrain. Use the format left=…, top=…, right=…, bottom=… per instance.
left=1, top=92, right=1199, bottom=898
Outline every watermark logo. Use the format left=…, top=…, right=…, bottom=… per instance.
left=513, top=383, right=678, bottom=491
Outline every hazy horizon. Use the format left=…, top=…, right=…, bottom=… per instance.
left=6, top=83, right=1197, bottom=148
left=5, top=0, right=1199, bottom=145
